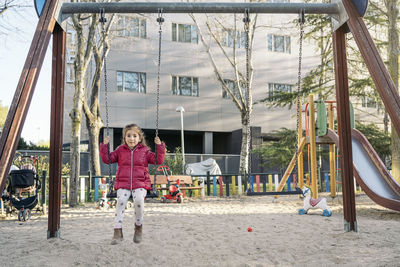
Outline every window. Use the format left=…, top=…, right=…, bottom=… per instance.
left=222, top=79, right=246, bottom=99
left=117, top=71, right=146, bottom=93
left=362, top=96, right=377, bottom=108
left=66, top=66, right=74, bottom=83
left=172, top=23, right=198, bottom=44
left=172, top=76, right=199, bottom=96
left=267, top=34, right=291, bottom=53
left=221, top=29, right=246, bottom=48
left=117, top=16, right=146, bottom=38
left=67, top=29, right=76, bottom=45
left=268, top=83, right=292, bottom=100
left=66, top=49, right=76, bottom=64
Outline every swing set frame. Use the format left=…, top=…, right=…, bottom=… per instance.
left=1, top=0, right=399, bottom=236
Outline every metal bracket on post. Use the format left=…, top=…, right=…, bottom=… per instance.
left=331, top=0, right=349, bottom=32
left=47, top=230, right=61, bottom=239
left=344, top=220, right=358, bottom=232
left=55, top=0, right=69, bottom=31
left=331, top=0, right=369, bottom=32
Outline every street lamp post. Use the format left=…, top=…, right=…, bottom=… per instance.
left=176, top=106, right=185, bottom=174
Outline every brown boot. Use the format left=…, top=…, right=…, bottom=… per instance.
left=110, top=228, right=123, bottom=245
left=133, top=224, right=142, bottom=243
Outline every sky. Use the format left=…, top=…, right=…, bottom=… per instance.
left=0, top=4, right=52, bottom=144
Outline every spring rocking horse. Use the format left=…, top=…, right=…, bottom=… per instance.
left=298, top=187, right=332, bottom=217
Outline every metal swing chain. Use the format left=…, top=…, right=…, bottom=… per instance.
left=99, top=9, right=112, bottom=182
left=243, top=9, right=251, bottom=180
left=295, top=10, right=305, bottom=179
left=154, top=9, right=164, bottom=168
left=155, top=9, right=164, bottom=139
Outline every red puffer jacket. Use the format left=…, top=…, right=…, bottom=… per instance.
left=100, top=142, right=166, bottom=190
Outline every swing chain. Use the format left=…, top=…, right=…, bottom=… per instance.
left=99, top=8, right=112, bottom=181
left=155, top=8, right=164, bottom=139
left=99, top=8, right=107, bottom=23
left=295, top=9, right=305, bottom=177
left=153, top=8, right=164, bottom=186
left=243, top=9, right=252, bottom=179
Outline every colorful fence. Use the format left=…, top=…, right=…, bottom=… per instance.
left=35, top=171, right=339, bottom=205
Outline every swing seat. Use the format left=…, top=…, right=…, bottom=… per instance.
left=107, top=189, right=158, bottom=199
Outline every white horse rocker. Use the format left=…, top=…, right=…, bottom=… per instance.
left=298, top=187, right=332, bottom=217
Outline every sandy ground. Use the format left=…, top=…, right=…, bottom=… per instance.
left=1, top=193, right=400, bottom=267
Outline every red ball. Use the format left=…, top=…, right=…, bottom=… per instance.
left=247, top=227, right=253, bottom=232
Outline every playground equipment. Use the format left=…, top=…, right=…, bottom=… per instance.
left=100, top=10, right=163, bottom=200
left=275, top=95, right=341, bottom=199
left=160, top=179, right=184, bottom=204
left=298, top=187, right=332, bottom=217
left=3, top=0, right=399, bottom=235
left=305, top=96, right=345, bottom=199
left=313, top=98, right=400, bottom=212
left=277, top=93, right=357, bottom=198
left=157, top=165, right=184, bottom=203
left=247, top=9, right=305, bottom=197
left=326, top=129, right=400, bottom=212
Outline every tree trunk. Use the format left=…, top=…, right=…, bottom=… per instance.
left=391, top=129, right=400, bottom=181
left=84, top=54, right=105, bottom=178
left=383, top=111, right=390, bottom=166
left=69, top=101, right=83, bottom=207
left=69, top=12, right=115, bottom=204
left=239, top=112, right=250, bottom=175
left=68, top=14, right=96, bottom=207
left=87, top=122, right=101, bottom=177
left=383, top=112, right=389, bottom=133
left=387, top=0, right=400, bottom=182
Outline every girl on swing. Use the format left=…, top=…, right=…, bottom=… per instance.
left=100, top=123, right=166, bottom=244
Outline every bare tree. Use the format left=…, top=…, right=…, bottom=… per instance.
left=68, top=0, right=115, bottom=206
left=83, top=14, right=115, bottom=183
left=190, top=12, right=257, bottom=175
left=0, top=0, right=31, bottom=37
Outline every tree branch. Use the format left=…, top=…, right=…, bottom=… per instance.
left=190, top=13, right=243, bottom=110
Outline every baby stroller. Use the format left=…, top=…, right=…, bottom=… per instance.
left=3, top=155, right=41, bottom=221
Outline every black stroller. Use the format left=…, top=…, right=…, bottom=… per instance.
left=2, top=156, right=41, bottom=221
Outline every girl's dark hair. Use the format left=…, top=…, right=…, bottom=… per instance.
left=121, top=124, right=148, bottom=147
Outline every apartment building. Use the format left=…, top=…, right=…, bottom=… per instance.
left=62, top=1, right=385, bottom=167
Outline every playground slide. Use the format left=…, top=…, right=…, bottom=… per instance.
left=326, top=129, right=400, bottom=212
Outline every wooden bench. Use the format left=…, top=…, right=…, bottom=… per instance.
left=150, top=175, right=204, bottom=197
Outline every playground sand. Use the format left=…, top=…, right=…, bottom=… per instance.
left=1, top=193, right=400, bottom=266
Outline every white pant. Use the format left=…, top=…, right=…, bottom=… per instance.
left=114, top=188, right=147, bottom=229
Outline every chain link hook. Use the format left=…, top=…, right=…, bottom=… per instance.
left=99, top=8, right=107, bottom=24
left=299, top=8, right=305, bottom=25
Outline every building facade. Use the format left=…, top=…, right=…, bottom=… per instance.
left=62, top=0, right=386, bottom=170
left=64, top=2, right=319, bottom=152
